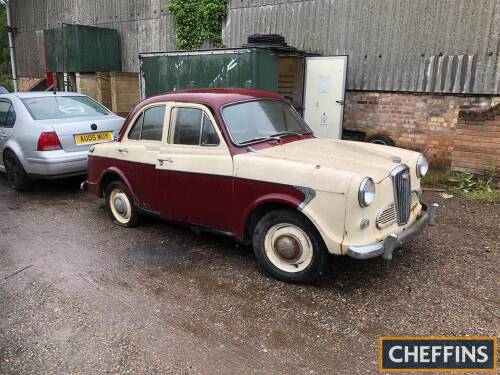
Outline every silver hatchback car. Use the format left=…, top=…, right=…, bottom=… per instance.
left=0, top=92, right=125, bottom=190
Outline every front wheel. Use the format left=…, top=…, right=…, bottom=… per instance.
left=104, top=180, right=141, bottom=228
left=253, top=210, right=329, bottom=283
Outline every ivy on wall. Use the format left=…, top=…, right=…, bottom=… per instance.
left=167, top=0, right=227, bottom=50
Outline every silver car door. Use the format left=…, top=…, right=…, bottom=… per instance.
left=0, top=100, right=15, bottom=169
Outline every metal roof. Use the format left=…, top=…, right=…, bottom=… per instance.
left=10, top=0, right=500, bottom=95
left=223, top=0, right=500, bottom=94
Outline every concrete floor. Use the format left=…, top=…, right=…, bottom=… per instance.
left=0, top=175, right=498, bottom=374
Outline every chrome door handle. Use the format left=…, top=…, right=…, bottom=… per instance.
left=118, top=148, right=128, bottom=154
left=158, top=157, right=173, bottom=163
left=0, top=132, right=6, bottom=139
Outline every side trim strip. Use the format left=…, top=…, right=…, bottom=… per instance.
left=295, top=186, right=316, bottom=210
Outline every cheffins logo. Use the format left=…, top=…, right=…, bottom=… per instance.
left=379, top=336, right=497, bottom=372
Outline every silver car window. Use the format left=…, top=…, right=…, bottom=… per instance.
left=21, top=96, right=111, bottom=120
left=0, top=101, right=15, bottom=128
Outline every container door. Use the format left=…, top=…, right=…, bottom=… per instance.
left=303, top=56, right=347, bottom=139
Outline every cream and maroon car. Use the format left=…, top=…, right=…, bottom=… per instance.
left=83, top=88, right=438, bottom=283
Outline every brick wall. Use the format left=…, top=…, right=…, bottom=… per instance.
left=343, top=92, right=499, bottom=168
left=451, top=104, right=500, bottom=177
left=18, top=77, right=43, bottom=91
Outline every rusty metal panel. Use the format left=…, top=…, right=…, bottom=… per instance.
left=223, top=0, right=500, bottom=94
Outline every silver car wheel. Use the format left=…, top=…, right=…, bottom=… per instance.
left=264, top=223, right=314, bottom=273
left=109, top=189, right=132, bottom=224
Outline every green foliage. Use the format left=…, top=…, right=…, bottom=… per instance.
left=0, top=5, right=13, bottom=92
left=167, top=0, right=227, bottom=50
left=447, top=166, right=499, bottom=203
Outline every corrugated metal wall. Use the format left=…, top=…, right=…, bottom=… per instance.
left=223, top=0, right=500, bottom=94
left=11, top=0, right=176, bottom=77
left=12, top=0, right=500, bottom=94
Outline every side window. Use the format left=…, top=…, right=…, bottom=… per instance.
left=170, top=107, right=220, bottom=146
left=0, top=101, right=13, bottom=127
left=127, top=105, right=166, bottom=141
left=127, top=112, right=143, bottom=140
left=201, top=114, right=219, bottom=146
left=171, top=108, right=202, bottom=145
left=141, top=106, right=165, bottom=141
left=5, top=105, right=16, bottom=127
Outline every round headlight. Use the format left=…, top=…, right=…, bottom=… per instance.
left=358, top=177, right=376, bottom=207
left=416, top=154, right=429, bottom=178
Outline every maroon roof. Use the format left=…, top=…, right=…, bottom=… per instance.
left=140, top=88, right=284, bottom=110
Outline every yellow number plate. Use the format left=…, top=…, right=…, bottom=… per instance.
left=74, top=132, right=113, bottom=145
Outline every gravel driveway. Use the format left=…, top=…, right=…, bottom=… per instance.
left=0, top=174, right=498, bottom=374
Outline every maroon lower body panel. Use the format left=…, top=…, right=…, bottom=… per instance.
left=87, top=155, right=305, bottom=239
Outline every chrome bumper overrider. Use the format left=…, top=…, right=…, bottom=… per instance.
left=347, top=203, right=439, bottom=261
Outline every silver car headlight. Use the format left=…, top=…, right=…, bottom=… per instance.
left=416, top=154, right=429, bottom=178
left=358, top=177, right=376, bottom=207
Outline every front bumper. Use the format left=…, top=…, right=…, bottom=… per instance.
left=347, top=203, right=439, bottom=260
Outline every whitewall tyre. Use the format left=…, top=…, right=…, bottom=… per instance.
left=104, top=181, right=141, bottom=228
left=253, top=209, right=329, bottom=283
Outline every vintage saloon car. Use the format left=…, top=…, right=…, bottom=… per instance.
left=83, top=88, right=438, bottom=283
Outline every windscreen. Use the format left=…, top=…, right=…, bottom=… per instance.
left=222, top=100, right=311, bottom=145
left=21, top=96, right=111, bottom=120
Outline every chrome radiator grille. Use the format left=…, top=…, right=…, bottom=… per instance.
left=391, top=165, right=411, bottom=225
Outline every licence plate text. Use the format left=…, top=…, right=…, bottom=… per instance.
left=74, top=132, right=113, bottom=145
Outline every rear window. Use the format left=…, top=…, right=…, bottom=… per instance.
left=21, top=96, right=111, bottom=120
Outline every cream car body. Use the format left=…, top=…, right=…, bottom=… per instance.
left=233, top=138, right=424, bottom=255
left=84, top=89, right=437, bottom=283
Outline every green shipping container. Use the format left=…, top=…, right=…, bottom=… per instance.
left=139, top=48, right=278, bottom=99
left=44, top=24, right=121, bottom=73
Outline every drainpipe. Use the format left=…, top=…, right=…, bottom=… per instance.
left=2, top=0, right=18, bottom=92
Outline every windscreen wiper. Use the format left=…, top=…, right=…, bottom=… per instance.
left=239, top=135, right=281, bottom=145
left=270, top=131, right=305, bottom=139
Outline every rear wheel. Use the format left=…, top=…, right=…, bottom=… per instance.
left=104, top=180, right=141, bottom=227
left=4, top=151, right=31, bottom=191
left=366, top=134, right=395, bottom=146
left=253, top=209, right=329, bottom=283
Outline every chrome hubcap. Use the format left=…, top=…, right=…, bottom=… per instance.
left=113, top=197, right=126, bottom=215
left=274, top=235, right=301, bottom=261
left=264, top=223, right=313, bottom=273
left=109, top=189, right=132, bottom=224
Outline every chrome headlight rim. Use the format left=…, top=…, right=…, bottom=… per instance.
left=416, top=154, right=429, bottom=178
left=358, top=177, right=376, bottom=207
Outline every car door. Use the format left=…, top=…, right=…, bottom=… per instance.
left=156, top=103, right=234, bottom=231
left=115, top=103, right=168, bottom=212
left=0, top=100, right=16, bottom=169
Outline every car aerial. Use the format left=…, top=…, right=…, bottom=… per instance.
left=0, top=92, right=125, bottom=190
left=83, top=88, right=438, bottom=283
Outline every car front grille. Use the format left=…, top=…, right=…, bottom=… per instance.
left=376, top=203, right=396, bottom=228
left=391, top=165, right=411, bottom=225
